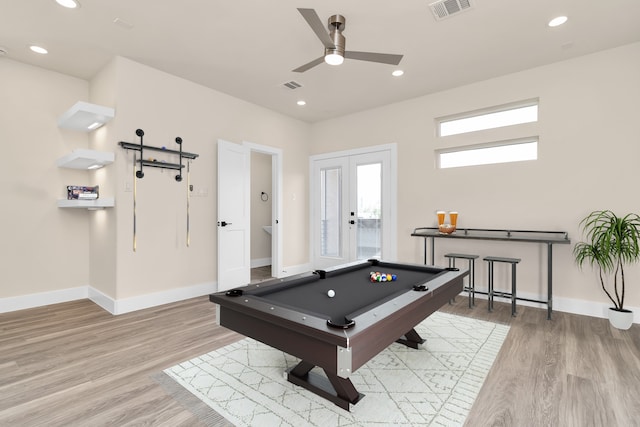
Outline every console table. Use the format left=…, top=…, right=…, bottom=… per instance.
left=411, top=227, right=570, bottom=319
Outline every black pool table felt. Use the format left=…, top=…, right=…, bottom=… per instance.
left=245, top=266, right=446, bottom=325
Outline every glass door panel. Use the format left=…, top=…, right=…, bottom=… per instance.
left=320, top=167, right=342, bottom=257
left=355, top=162, right=382, bottom=259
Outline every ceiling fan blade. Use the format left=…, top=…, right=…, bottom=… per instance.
left=344, top=51, right=403, bottom=65
left=297, top=8, right=335, bottom=49
left=292, top=56, right=325, bottom=73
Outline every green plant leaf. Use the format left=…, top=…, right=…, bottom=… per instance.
left=573, top=210, right=640, bottom=311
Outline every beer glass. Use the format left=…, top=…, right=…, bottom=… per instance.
left=449, top=211, right=458, bottom=229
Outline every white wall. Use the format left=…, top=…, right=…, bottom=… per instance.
left=104, top=57, right=310, bottom=303
left=3, top=42, right=639, bottom=320
left=0, top=56, right=310, bottom=313
left=0, top=59, right=91, bottom=301
left=89, top=59, right=118, bottom=299
left=309, top=42, right=640, bottom=318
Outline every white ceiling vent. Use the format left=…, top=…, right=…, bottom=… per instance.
left=282, top=80, right=303, bottom=90
left=429, top=0, right=472, bottom=21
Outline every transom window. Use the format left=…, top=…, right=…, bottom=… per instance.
left=435, top=100, right=539, bottom=168
left=438, top=101, right=538, bottom=137
left=437, top=139, right=538, bottom=169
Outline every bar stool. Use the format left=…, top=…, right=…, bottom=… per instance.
left=444, top=253, right=479, bottom=308
left=484, top=256, right=521, bottom=316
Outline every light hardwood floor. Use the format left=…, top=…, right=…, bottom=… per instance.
left=1, top=295, right=638, bottom=426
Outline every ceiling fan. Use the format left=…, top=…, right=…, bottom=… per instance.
left=293, top=8, right=403, bottom=73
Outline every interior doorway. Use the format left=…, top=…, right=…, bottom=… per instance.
left=244, top=141, right=283, bottom=282
left=216, top=140, right=282, bottom=292
left=250, top=151, right=274, bottom=281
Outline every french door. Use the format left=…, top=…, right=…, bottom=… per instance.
left=311, top=147, right=396, bottom=269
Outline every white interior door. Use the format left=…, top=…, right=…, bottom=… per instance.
left=311, top=148, right=394, bottom=269
left=217, top=139, right=250, bottom=291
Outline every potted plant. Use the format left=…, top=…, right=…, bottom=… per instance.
left=574, top=210, right=640, bottom=329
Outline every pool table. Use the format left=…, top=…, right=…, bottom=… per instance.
left=209, top=259, right=467, bottom=410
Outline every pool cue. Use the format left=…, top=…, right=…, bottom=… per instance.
left=186, top=160, right=191, bottom=247
left=133, top=151, right=137, bottom=252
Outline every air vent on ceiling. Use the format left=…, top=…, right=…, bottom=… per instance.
left=429, top=0, right=472, bottom=21
left=282, top=80, right=303, bottom=90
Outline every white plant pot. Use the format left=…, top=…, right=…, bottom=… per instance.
left=608, top=308, right=634, bottom=330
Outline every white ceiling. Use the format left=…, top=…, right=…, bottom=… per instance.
left=2, top=0, right=640, bottom=123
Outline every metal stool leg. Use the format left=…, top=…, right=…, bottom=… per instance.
left=467, top=258, right=474, bottom=308
left=445, top=253, right=478, bottom=309
left=488, top=261, right=494, bottom=312
left=449, top=258, right=456, bottom=304
left=511, top=262, right=517, bottom=316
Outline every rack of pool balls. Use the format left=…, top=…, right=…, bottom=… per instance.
left=370, top=272, right=397, bottom=283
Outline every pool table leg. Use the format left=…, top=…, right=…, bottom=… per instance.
left=395, top=328, right=426, bottom=349
left=287, top=360, right=364, bottom=411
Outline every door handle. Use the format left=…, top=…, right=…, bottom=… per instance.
left=219, top=221, right=232, bottom=227
left=349, top=220, right=355, bottom=225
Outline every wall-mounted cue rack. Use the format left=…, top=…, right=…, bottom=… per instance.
left=119, top=128, right=199, bottom=179
left=119, top=129, right=200, bottom=251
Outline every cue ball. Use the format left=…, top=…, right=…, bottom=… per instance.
left=327, top=289, right=335, bottom=298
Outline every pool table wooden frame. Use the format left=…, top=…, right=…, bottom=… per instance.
left=209, top=260, right=466, bottom=410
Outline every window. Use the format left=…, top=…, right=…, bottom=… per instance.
left=436, top=99, right=539, bottom=168
left=438, top=101, right=538, bottom=137
left=437, top=139, right=538, bottom=169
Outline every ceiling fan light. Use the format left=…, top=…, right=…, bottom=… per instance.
left=324, top=53, right=344, bottom=66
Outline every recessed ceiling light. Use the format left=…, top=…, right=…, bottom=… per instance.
left=548, top=16, right=568, bottom=27
left=392, top=70, right=404, bottom=77
left=29, top=45, right=48, bottom=54
left=55, top=0, right=80, bottom=8
left=297, top=100, right=306, bottom=106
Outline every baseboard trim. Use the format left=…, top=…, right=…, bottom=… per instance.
left=278, top=263, right=312, bottom=278
left=88, top=287, right=116, bottom=314
left=553, top=297, right=640, bottom=323
left=2, top=278, right=638, bottom=324
left=101, top=282, right=218, bottom=315
left=0, top=286, right=88, bottom=313
left=250, top=258, right=272, bottom=268
left=465, top=287, right=640, bottom=323
left=0, top=282, right=217, bottom=315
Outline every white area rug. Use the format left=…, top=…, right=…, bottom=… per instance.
left=163, top=311, right=509, bottom=427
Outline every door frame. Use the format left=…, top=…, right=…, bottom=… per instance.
left=244, top=141, right=283, bottom=279
left=309, top=143, right=398, bottom=267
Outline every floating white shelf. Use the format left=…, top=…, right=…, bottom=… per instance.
left=58, top=101, right=114, bottom=132
left=56, top=149, right=114, bottom=170
left=57, top=198, right=115, bottom=209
